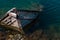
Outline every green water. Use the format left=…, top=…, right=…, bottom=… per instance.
left=0, top=0, right=60, bottom=33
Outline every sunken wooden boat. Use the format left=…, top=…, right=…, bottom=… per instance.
left=0, top=7, right=42, bottom=33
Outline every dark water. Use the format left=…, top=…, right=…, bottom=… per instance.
left=0, top=0, right=60, bottom=33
